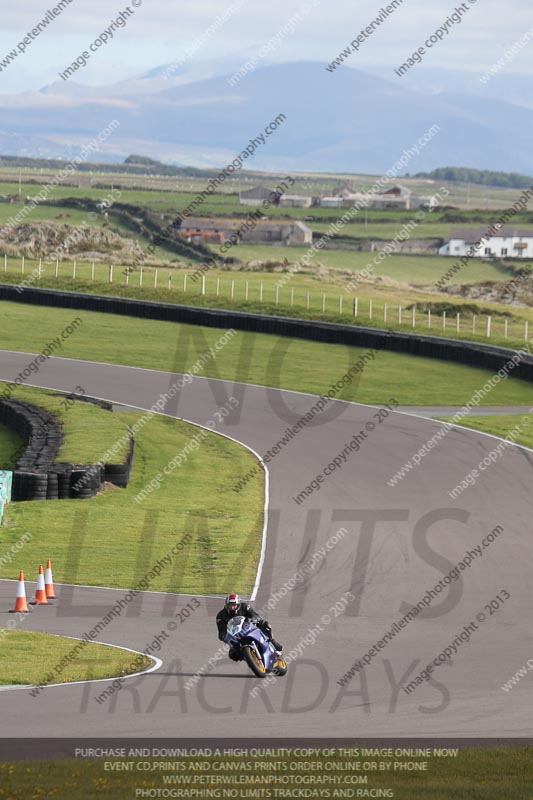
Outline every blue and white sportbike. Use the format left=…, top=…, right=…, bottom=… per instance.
left=226, top=615, right=287, bottom=678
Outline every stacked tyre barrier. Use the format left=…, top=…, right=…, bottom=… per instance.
left=104, top=435, right=134, bottom=488
left=0, top=399, right=133, bottom=501
left=1, top=284, right=532, bottom=383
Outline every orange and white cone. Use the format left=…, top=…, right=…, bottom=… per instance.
left=44, top=559, right=56, bottom=599
left=30, top=564, right=48, bottom=605
left=9, top=571, right=29, bottom=613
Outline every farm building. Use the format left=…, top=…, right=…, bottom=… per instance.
left=240, top=220, right=312, bottom=246
left=320, top=196, right=344, bottom=208
left=319, top=184, right=443, bottom=211
left=172, top=216, right=312, bottom=247
left=320, top=184, right=412, bottom=209
left=439, top=226, right=533, bottom=258
left=239, top=186, right=283, bottom=206
left=278, top=194, right=313, bottom=208
left=180, top=228, right=225, bottom=244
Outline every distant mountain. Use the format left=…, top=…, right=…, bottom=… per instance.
left=2, top=61, right=533, bottom=173
left=369, top=65, right=533, bottom=110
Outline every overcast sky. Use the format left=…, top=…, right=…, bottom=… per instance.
left=0, top=0, right=532, bottom=92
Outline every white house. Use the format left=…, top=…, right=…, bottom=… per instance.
left=439, top=226, right=533, bottom=259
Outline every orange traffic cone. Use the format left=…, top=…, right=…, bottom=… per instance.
left=9, top=571, right=29, bottom=613
left=44, top=559, right=56, bottom=599
left=30, top=564, right=48, bottom=605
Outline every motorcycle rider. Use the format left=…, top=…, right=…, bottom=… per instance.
left=216, top=593, right=283, bottom=662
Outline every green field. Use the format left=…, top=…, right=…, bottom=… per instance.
left=2, top=167, right=533, bottom=211
left=0, top=630, right=151, bottom=686
left=209, top=243, right=517, bottom=283
left=1, top=300, right=532, bottom=409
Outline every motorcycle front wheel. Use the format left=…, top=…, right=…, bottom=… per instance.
left=243, top=645, right=267, bottom=678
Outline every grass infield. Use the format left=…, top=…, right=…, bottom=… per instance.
left=0, top=390, right=264, bottom=594
left=0, top=629, right=152, bottom=686
left=1, top=301, right=532, bottom=408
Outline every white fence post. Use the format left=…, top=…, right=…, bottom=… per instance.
left=456, top=313, right=460, bottom=333
left=442, top=311, right=446, bottom=330
left=428, top=310, right=431, bottom=328
left=3, top=255, right=6, bottom=273
left=354, top=297, right=358, bottom=317
left=109, top=264, right=113, bottom=283
left=90, top=262, right=94, bottom=281
left=275, top=285, right=279, bottom=305
left=306, top=291, right=310, bottom=310
left=486, top=315, right=491, bottom=337
left=139, top=268, right=143, bottom=287
left=231, top=279, right=235, bottom=300
left=168, top=272, right=172, bottom=289
left=339, top=295, right=343, bottom=314
left=216, top=277, right=220, bottom=297
left=525, top=321, right=529, bottom=341
left=290, top=287, right=294, bottom=306
left=369, top=299, right=373, bottom=320
left=125, top=270, right=129, bottom=285
left=72, top=260, right=75, bottom=280
left=384, top=303, right=387, bottom=323
left=245, top=281, right=249, bottom=301
left=21, top=256, right=24, bottom=274
left=183, top=274, right=187, bottom=292
left=38, top=259, right=42, bottom=279
left=259, top=282, right=263, bottom=302
left=412, top=305, right=416, bottom=328
left=504, top=319, right=508, bottom=338
left=322, top=293, right=326, bottom=313
left=398, top=305, right=402, bottom=325
left=202, top=275, right=206, bottom=296
left=154, top=269, right=158, bottom=289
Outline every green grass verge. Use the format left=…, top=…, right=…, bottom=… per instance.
left=0, top=629, right=151, bottom=686
left=437, top=413, right=533, bottom=449
left=2, top=256, right=531, bottom=350
left=0, top=384, right=130, bottom=466
left=1, top=301, right=532, bottom=408
left=0, top=747, right=532, bottom=798
left=0, top=407, right=263, bottom=594
left=213, top=243, right=516, bottom=283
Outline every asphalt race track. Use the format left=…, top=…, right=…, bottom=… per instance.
left=0, top=349, right=532, bottom=737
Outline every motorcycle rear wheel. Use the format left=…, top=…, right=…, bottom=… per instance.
left=243, top=645, right=267, bottom=678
